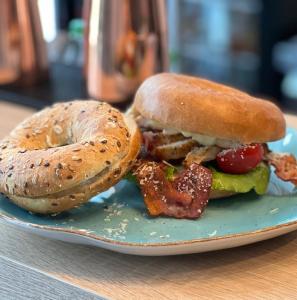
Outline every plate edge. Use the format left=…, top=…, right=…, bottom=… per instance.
left=1, top=212, right=297, bottom=248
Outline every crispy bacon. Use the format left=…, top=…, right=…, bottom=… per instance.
left=134, top=161, right=212, bottom=219
left=266, top=152, right=297, bottom=185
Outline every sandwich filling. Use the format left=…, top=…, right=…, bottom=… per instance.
left=128, top=113, right=297, bottom=219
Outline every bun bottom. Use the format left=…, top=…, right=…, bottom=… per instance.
left=209, top=190, right=237, bottom=199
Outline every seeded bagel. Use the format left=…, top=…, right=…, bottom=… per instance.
left=0, top=100, right=141, bottom=213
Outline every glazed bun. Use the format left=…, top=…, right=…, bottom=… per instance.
left=133, top=73, right=286, bottom=144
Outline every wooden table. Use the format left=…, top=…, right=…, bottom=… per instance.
left=1, top=101, right=297, bottom=300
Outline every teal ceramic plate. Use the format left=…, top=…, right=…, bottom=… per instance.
left=1, top=129, right=297, bottom=256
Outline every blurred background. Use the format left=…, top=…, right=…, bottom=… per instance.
left=1, top=0, right=297, bottom=112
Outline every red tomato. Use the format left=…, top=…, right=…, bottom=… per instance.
left=216, top=144, right=264, bottom=174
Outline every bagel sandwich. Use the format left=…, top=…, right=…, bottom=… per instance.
left=0, top=100, right=141, bottom=214
left=128, top=73, right=297, bottom=219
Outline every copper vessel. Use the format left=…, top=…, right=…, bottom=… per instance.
left=0, top=0, right=48, bottom=86
left=86, top=0, right=168, bottom=103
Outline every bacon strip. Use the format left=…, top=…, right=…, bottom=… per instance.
left=266, top=152, right=297, bottom=185
left=134, top=161, right=212, bottom=219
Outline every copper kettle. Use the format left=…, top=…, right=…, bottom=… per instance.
left=0, top=0, right=48, bottom=86
left=85, top=0, right=169, bottom=103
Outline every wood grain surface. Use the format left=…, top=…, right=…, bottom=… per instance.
left=0, top=256, right=104, bottom=300
left=1, top=100, right=297, bottom=300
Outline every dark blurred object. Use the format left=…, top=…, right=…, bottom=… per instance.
left=259, top=0, right=297, bottom=102
left=167, top=0, right=297, bottom=107
left=0, top=0, right=48, bottom=86
left=0, top=63, right=133, bottom=111
left=48, top=18, right=84, bottom=67
left=168, top=0, right=261, bottom=93
left=273, top=36, right=297, bottom=111
left=45, top=0, right=84, bottom=67
left=86, top=0, right=169, bottom=103
left=55, top=0, right=83, bottom=30
left=0, top=64, right=86, bottom=109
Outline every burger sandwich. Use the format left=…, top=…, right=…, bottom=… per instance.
left=127, top=73, right=297, bottom=219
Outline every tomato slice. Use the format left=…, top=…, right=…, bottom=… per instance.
left=216, top=144, right=264, bottom=174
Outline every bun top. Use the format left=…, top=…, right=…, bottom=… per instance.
left=133, top=73, right=286, bottom=144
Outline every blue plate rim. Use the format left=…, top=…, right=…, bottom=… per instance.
left=1, top=211, right=297, bottom=247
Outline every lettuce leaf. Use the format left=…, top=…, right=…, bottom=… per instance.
left=124, top=172, right=138, bottom=184
left=211, top=163, right=270, bottom=195
left=165, top=166, right=176, bottom=181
